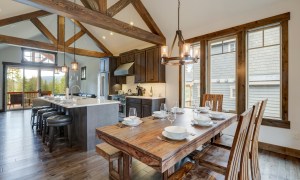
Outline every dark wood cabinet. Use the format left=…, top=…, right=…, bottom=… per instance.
left=134, top=51, right=146, bottom=83
left=145, top=46, right=165, bottom=83
left=115, top=57, right=126, bottom=84
left=126, top=97, right=165, bottom=118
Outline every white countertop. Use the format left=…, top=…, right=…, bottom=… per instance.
left=38, top=96, right=119, bottom=109
left=126, top=96, right=165, bottom=100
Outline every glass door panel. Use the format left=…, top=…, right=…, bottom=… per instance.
left=41, top=69, right=54, bottom=96
left=54, top=71, right=66, bottom=95
left=24, top=68, right=39, bottom=109
left=6, top=67, right=24, bottom=110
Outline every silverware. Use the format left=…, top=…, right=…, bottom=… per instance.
left=157, top=136, right=176, bottom=144
left=189, top=133, right=196, bottom=136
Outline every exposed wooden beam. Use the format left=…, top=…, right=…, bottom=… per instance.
left=131, top=0, right=164, bottom=38
left=65, top=30, right=85, bottom=47
left=0, top=34, right=109, bottom=58
left=72, top=20, right=112, bottom=55
left=0, top=10, right=50, bottom=27
left=14, top=0, right=165, bottom=45
left=80, top=0, right=99, bottom=11
left=107, top=0, right=131, bottom=17
left=0, top=34, right=56, bottom=51
left=57, top=15, right=65, bottom=48
left=80, top=0, right=93, bottom=10
left=98, top=0, right=107, bottom=14
left=30, top=17, right=57, bottom=45
left=186, top=12, right=290, bottom=43
left=63, top=47, right=108, bottom=58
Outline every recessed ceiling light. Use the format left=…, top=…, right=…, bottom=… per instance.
left=102, top=36, right=106, bottom=39
left=130, top=21, right=134, bottom=26
left=110, top=32, right=114, bottom=36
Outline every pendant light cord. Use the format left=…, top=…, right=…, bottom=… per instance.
left=178, top=0, right=180, bottom=31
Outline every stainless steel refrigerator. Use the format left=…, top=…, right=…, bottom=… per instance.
left=99, top=72, right=109, bottom=99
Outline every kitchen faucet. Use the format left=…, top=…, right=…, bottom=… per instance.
left=70, top=85, right=81, bottom=98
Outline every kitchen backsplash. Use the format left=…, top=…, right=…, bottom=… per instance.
left=122, top=76, right=166, bottom=97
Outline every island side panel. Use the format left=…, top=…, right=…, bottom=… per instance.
left=69, top=107, right=88, bottom=150
left=86, top=103, right=119, bottom=151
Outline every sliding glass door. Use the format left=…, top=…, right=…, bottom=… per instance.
left=5, top=66, right=65, bottom=111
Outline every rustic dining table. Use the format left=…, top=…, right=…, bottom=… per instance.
left=96, top=109, right=237, bottom=180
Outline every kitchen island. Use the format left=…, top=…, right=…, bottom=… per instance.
left=38, top=96, right=119, bottom=151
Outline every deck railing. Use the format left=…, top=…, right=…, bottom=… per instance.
left=7, top=91, right=52, bottom=109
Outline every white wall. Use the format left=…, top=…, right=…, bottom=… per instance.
left=164, top=0, right=300, bottom=150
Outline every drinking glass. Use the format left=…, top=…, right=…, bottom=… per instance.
left=167, top=112, right=176, bottom=125
left=160, top=103, right=167, bottom=120
left=205, top=101, right=212, bottom=110
left=128, top=108, right=137, bottom=119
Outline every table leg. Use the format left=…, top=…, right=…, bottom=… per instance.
left=162, top=166, right=175, bottom=180
left=123, top=153, right=132, bottom=180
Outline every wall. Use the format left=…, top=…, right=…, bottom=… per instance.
left=164, top=0, right=300, bottom=150
left=122, top=76, right=166, bottom=98
left=0, top=45, right=93, bottom=110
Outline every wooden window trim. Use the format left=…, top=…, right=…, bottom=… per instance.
left=181, top=13, right=290, bottom=129
left=21, top=48, right=57, bottom=66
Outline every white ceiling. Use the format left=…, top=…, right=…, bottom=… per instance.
left=0, top=0, right=287, bottom=55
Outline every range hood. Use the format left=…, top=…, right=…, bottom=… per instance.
left=114, top=62, right=134, bottom=76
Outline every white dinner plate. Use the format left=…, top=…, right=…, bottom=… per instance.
left=162, top=131, right=188, bottom=140
left=122, top=119, right=143, bottom=126
left=209, top=113, right=226, bottom=120
left=152, top=113, right=168, bottom=119
left=192, top=120, right=214, bottom=127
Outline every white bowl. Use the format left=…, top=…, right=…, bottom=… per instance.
left=194, top=114, right=212, bottom=124
left=124, top=117, right=140, bottom=123
left=164, top=126, right=187, bottom=139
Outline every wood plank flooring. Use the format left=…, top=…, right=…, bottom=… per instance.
left=0, top=110, right=299, bottom=180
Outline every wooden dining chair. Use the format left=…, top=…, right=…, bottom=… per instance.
left=168, top=104, right=258, bottom=180
left=202, top=94, right=223, bottom=112
left=212, top=99, right=267, bottom=180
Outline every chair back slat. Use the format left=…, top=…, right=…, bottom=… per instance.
left=202, top=94, right=223, bottom=112
left=250, top=99, right=268, bottom=180
left=226, top=103, right=259, bottom=180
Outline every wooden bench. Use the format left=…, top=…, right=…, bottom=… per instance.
left=96, top=143, right=123, bottom=180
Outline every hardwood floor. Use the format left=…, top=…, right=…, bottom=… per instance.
left=0, top=110, right=299, bottom=180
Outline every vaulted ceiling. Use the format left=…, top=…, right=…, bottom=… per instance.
left=0, top=0, right=285, bottom=55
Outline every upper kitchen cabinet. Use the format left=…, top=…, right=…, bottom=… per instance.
left=120, top=50, right=136, bottom=64
left=134, top=51, right=146, bottom=83
left=145, top=46, right=165, bottom=83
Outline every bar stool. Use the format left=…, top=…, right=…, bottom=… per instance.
left=36, top=108, right=56, bottom=132
left=47, top=115, right=72, bottom=152
left=31, top=106, right=50, bottom=129
left=42, top=111, right=63, bottom=143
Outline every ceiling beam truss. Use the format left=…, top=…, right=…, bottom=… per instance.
left=14, top=0, right=165, bottom=45
left=30, top=17, right=57, bottom=45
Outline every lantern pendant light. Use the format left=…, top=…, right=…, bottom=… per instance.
left=61, top=41, right=68, bottom=73
left=71, top=1, right=79, bottom=71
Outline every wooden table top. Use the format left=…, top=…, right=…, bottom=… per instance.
left=96, top=109, right=237, bottom=172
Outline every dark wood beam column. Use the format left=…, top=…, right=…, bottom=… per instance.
left=98, top=0, right=107, bottom=14
left=107, top=0, right=131, bottom=17
left=131, top=0, right=164, bottom=38
left=57, top=15, right=65, bottom=49
left=65, top=30, right=85, bottom=47
left=30, top=17, right=57, bottom=45
left=237, top=31, right=246, bottom=115
left=200, top=40, right=207, bottom=105
left=0, top=10, right=50, bottom=27
left=15, top=0, right=165, bottom=45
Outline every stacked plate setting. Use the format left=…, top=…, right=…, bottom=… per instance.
left=152, top=111, right=168, bottom=119
left=193, top=113, right=213, bottom=126
left=162, top=126, right=188, bottom=140
left=122, top=117, right=143, bottom=126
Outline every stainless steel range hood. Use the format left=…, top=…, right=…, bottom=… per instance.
left=114, top=62, right=134, bottom=76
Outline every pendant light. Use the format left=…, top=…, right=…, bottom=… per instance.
left=61, top=40, right=68, bottom=73
left=161, top=0, right=199, bottom=65
left=54, top=66, right=61, bottom=74
left=71, top=2, right=79, bottom=71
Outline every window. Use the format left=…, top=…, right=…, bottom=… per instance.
left=247, top=25, right=281, bottom=119
left=208, top=37, right=237, bottom=112
left=183, top=44, right=200, bottom=108
left=22, top=48, right=56, bottom=65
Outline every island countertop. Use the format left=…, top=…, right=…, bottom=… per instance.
left=38, top=96, right=120, bottom=109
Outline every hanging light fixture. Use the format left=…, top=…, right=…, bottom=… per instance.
left=161, top=0, right=199, bottom=65
left=61, top=40, right=68, bottom=73
left=71, top=1, right=79, bottom=71
left=54, top=66, right=61, bottom=74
